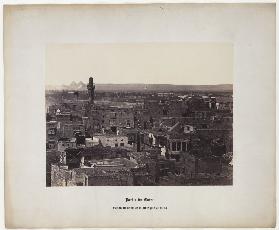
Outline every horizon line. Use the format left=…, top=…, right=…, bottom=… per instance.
left=46, top=82, right=233, bottom=86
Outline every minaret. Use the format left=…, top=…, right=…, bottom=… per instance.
left=87, top=77, right=95, bottom=104
left=86, top=77, right=96, bottom=139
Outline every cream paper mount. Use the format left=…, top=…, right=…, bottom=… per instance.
left=4, top=3, right=276, bottom=228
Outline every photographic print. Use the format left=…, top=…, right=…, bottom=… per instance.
left=46, top=43, right=233, bottom=186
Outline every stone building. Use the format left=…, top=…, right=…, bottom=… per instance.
left=58, top=122, right=85, bottom=138
left=46, top=121, right=58, bottom=141
left=96, top=134, right=130, bottom=148
left=51, top=164, right=88, bottom=186
left=90, top=107, right=134, bottom=132
left=85, top=137, right=99, bottom=147
left=57, top=137, right=77, bottom=152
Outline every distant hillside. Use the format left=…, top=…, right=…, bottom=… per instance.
left=46, top=81, right=232, bottom=92
left=96, top=84, right=233, bottom=92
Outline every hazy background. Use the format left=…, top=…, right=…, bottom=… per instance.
left=46, top=43, right=233, bottom=86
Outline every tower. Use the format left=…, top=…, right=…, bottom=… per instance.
left=86, top=77, right=96, bottom=138
left=87, top=77, right=95, bottom=103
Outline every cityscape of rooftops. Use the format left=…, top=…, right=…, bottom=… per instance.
left=46, top=77, right=233, bottom=186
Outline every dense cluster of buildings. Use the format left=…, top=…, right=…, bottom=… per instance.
left=46, top=77, right=233, bottom=186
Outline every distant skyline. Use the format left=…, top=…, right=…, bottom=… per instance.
left=46, top=43, right=233, bottom=86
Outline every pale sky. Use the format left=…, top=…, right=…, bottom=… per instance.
left=46, top=43, right=233, bottom=85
